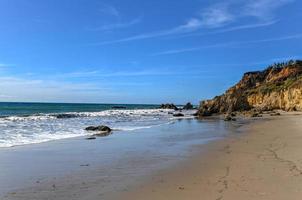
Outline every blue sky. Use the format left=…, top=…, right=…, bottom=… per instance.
left=0, top=0, right=301, bottom=104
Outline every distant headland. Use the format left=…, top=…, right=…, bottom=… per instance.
left=197, top=60, right=302, bottom=116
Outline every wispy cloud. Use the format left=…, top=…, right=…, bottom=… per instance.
left=90, top=17, right=142, bottom=31
left=243, top=0, right=294, bottom=20
left=199, top=3, right=234, bottom=28
left=63, top=69, right=190, bottom=78
left=91, top=0, right=295, bottom=45
left=90, top=18, right=205, bottom=45
left=99, top=4, right=120, bottom=17
left=153, top=33, right=302, bottom=55
left=171, top=20, right=278, bottom=39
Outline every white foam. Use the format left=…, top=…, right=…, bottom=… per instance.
left=0, top=109, right=197, bottom=148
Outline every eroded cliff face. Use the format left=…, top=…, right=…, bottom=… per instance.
left=198, top=60, right=302, bottom=116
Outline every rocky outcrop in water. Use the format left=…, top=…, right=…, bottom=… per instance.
left=173, top=113, right=184, bottom=117
left=85, top=125, right=112, bottom=137
left=198, top=60, right=302, bottom=116
left=159, top=103, right=178, bottom=110
left=55, top=113, right=78, bottom=119
left=183, top=102, right=194, bottom=110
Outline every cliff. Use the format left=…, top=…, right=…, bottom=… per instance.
left=198, top=60, right=302, bottom=116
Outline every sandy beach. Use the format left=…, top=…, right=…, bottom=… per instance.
left=118, top=112, right=302, bottom=200
left=1, top=112, right=302, bottom=200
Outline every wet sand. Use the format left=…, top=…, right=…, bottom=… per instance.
left=2, top=113, right=302, bottom=200
left=1, top=118, right=241, bottom=200
left=118, top=112, right=302, bottom=200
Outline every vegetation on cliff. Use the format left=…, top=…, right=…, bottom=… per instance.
left=198, top=60, right=302, bottom=116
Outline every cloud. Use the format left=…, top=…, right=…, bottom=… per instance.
left=91, top=17, right=142, bottom=31
left=63, top=69, right=189, bottom=78
left=90, top=18, right=204, bottom=45
left=153, top=33, right=302, bottom=55
left=175, top=20, right=278, bottom=39
left=243, top=0, right=294, bottom=20
left=91, top=0, right=295, bottom=45
left=199, top=3, right=234, bottom=28
left=99, top=4, right=120, bottom=17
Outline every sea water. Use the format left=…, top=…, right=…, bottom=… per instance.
left=0, top=102, right=194, bottom=147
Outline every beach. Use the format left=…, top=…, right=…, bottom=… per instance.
left=1, top=112, right=302, bottom=199
left=120, top=112, right=302, bottom=200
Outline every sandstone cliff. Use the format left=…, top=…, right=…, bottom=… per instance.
left=198, top=60, right=302, bottom=116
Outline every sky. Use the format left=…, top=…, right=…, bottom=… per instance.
left=0, top=0, right=301, bottom=104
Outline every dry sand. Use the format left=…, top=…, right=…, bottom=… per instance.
left=115, top=113, right=302, bottom=200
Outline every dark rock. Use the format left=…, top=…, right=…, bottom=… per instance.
left=183, top=102, right=194, bottom=110
left=159, top=103, right=178, bottom=110
left=173, top=113, right=184, bottom=117
left=86, top=136, right=96, bottom=140
left=287, top=107, right=297, bottom=111
left=85, top=125, right=112, bottom=132
left=199, top=110, right=212, bottom=117
left=251, top=112, right=262, bottom=118
left=224, top=114, right=236, bottom=121
left=270, top=112, right=281, bottom=116
left=55, top=113, right=78, bottom=119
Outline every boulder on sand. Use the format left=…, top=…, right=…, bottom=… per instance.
left=250, top=112, right=262, bottom=118
left=270, top=112, right=281, bottom=116
left=86, top=136, right=96, bottom=140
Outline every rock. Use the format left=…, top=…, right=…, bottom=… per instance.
left=173, top=113, right=184, bottom=117
left=230, top=112, right=236, bottom=117
left=197, top=60, right=302, bottom=116
left=55, top=113, right=78, bottom=119
left=287, top=107, right=297, bottom=112
left=159, top=103, right=178, bottom=110
left=250, top=112, right=262, bottom=118
left=224, top=114, right=236, bottom=121
left=183, top=102, right=194, bottom=110
left=85, top=125, right=112, bottom=132
left=270, top=112, right=281, bottom=116
left=85, top=125, right=112, bottom=137
left=199, top=110, right=212, bottom=117
left=86, top=136, right=96, bottom=140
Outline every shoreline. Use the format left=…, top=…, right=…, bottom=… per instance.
left=0, top=107, right=197, bottom=148
left=117, top=112, right=302, bottom=200
left=1, top=112, right=302, bottom=199
left=1, top=117, right=236, bottom=199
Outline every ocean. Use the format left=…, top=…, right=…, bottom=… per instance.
left=0, top=102, right=194, bottom=148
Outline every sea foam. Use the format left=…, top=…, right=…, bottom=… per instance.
left=0, top=109, right=196, bottom=147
